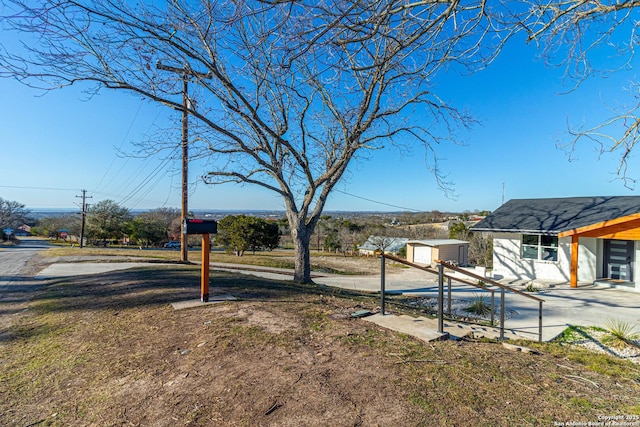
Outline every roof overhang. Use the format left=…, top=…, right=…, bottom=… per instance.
left=557, top=212, right=640, bottom=239
left=471, top=228, right=558, bottom=236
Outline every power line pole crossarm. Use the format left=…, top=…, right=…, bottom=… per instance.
left=156, top=61, right=212, bottom=263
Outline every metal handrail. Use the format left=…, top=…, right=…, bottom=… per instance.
left=379, top=254, right=544, bottom=342
left=380, top=253, right=496, bottom=324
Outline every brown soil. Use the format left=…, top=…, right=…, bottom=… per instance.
left=1, top=255, right=640, bottom=426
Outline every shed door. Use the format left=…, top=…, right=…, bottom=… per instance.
left=413, top=246, right=432, bottom=265
left=603, top=239, right=634, bottom=281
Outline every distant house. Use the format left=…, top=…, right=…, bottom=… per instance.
left=406, top=239, right=469, bottom=267
left=359, top=236, right=409, bottom=256
left=472, top=196, right=640, bottom=291
left=15, top=225, right=31, bottom=236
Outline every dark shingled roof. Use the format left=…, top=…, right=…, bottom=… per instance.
left=471, top=196, right=640, bottom=235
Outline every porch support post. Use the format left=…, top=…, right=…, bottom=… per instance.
left=570, top=235, right=579, bottom=288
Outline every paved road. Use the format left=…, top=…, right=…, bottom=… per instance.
left=0, top=238, right=50, bottom=293
left=0, top=238, right=51, bottom=326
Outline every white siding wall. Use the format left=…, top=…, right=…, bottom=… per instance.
left=493, top=233, right=640, bottom=289
left=578, top=237, right=597, bottom=283
left=492, top=232, right=570, bottom=282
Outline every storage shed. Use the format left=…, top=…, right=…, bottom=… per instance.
left=406, top=239, right=469, bottom=267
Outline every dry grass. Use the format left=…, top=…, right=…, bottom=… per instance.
left=2, top=260, right=640, bottom=426
left=42, top=245, right=383, bottom=275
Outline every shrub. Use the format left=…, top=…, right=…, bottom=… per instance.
left=602, top=319, right=640, bottom=348
left=464, top=293, right=492, bottom=316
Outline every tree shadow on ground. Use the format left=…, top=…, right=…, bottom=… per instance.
left=25, top=265, right=329, bottom=314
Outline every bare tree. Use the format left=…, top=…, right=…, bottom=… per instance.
left=520, top=0, right=640, bottom=185
left=0, top=197, right=31, bottom=230
left=0, top=0, right=510, bottom=282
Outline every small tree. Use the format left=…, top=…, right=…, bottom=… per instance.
left=129, top=208, right=180, bottom=247
left=216, top=215, right=279, bottom=256
left=468, top=233, right=493, bottom=267
left=449, top=221, right=471, bottom=241
left=33, top=214, right=81, bottom=240
left=129, top=216, right=167, bottom=247
left=86, top=200, right=132, bottom=245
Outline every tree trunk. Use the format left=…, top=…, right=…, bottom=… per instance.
left=291, top=220, right=313, bottom=283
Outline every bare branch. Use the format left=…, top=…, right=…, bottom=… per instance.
left=0, top=0, right=510, bottom=281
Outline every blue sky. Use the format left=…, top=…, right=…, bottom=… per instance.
left=1, top=28, right=638, bottom=214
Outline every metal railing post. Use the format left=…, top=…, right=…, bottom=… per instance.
left=500, top=288, right=505, bottom=340
left=447, top=277, right=452, bottom=315
left=539, top=301, right=543, bottom=343
left=438, top=263, right=444, bottom=334
left=490, top=291, right=495, bottom=327
left=380, top=254, right=386, bottom=316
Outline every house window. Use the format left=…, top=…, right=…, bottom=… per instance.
left=522, top=234, right=558, bottom=261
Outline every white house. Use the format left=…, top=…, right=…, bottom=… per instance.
left=406, top=239, right=469, bottom=267
left=471, top=196, right=640, bottom=291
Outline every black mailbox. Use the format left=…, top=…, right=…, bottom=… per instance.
left=183, top=218, right=218, bottom=235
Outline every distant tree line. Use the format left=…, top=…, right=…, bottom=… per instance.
left=29, top=199, right=282, bottom=251
left=31, top=201, right=182, bottom=247
left=15, top=195, right=492, bottom=265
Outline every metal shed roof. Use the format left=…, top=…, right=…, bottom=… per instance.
left=406, top=239, right=468, bottom=246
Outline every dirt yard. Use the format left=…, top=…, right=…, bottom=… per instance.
left=1, top=253, right=640, bottom=426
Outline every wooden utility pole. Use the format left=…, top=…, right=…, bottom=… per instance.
left=76, top=189, right=92, bottom=248
left=156, top=62, right=211, bottom=262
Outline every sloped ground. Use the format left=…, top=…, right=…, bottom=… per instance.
left=1, top=259, right=640, bottom=426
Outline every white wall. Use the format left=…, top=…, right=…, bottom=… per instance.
left=493, top=233, right=640, bottom=290
left=578, top=237, right=597, bottom=283
left=492, top=232, right=570, bottom=282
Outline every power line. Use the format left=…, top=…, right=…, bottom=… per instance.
left=333, top=189, right=422, bottom=212
left=93, top=101, right=144, bottom=193
left=117, top=155, right=175, bottom=207
left=0, top=185, right=78, bottom=192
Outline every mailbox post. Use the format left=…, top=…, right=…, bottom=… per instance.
left=183, top=219, right=218, bottom=302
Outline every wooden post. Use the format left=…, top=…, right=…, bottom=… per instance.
left=570, top=235, right=579, bottom=288
left=201, top=233, right=210, bottom=302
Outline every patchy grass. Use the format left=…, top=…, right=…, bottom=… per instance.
left=2, top=264, right=640, bottom=426
left=549, top=325, right=640, bottom=376
left=40, top=246, right=382, bottom=275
